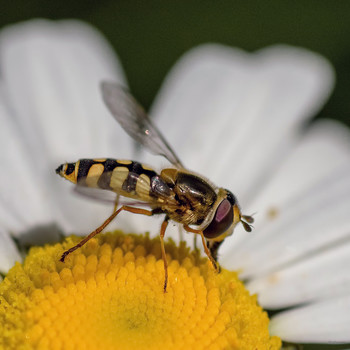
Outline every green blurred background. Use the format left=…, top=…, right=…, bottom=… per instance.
left=1, top=1, right=349, bottom=349
left=1, top=0, right=350, bottom=129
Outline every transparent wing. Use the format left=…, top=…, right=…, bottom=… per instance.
left=101, top=81, right=184, bottom=168
left=74, top=186, right=153, bottom=208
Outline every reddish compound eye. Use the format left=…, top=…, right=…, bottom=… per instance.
left=203, top=199, right=234, bottom=239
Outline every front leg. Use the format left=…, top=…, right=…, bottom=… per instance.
left=207, top=240, right=224, bottom=271
left=183, top=225, right=219, bottom=272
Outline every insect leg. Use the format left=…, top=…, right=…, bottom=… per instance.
left=198, top=230, right=219, bottom=272
left=159, top=217, right=169, bottom=293
left=193, top=234, right=198, bottom=251
left=60, top=206, right=153, bottom=262
left=207, top=240, right=223, bottom=264
left=178, top=225, right=184, bottom=242
left=112, top=194, right=120, bottom=214
left=183, top=225, right=219, bottom=272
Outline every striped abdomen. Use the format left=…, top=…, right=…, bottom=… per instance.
left=56, top=158, right=163, bottom=201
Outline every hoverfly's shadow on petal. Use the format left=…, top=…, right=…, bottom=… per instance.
left=13, top=223, right=65, bottom=252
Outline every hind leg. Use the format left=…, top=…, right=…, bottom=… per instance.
left=60, top=206, right=153, bottom=262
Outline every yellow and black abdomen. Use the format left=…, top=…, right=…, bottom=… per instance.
left=56, top=158, right=160, bottom=201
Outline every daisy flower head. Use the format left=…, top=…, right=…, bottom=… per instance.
left=0, top=19, right=350, bottom=350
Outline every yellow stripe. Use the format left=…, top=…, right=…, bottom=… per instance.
left=73, top=160, right=80, bottom=184
left=63, top=162, right=78, bottom=184
left=142, top=164, right=154, bottom=171
left=86, top=163, right=105, bottom=188
left=136, top=174, right=151, bottom=200
left=117, top=160, right=132, bottom=165
left=110, top=167, right=129, bottom=191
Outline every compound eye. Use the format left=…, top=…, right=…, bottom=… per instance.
left=203, top=199, right=234, bottom=239
left=225, top=190, right=236, bottom=205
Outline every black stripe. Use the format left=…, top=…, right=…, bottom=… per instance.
left=97, top=159, right=118, bottom=189
left=121, top=162, right=141, bottom=193
left=77, top=159, right=96, bottom=184
left=55, top=164, right=63, bottom=174
left=140, top=165, right=157, bottom=179
left=65, top=163, right=75, bottom=176
left=130, top=161, right=144, bottom=175
left=133, top=162, right=160, bottom=198
left=97, top=172, right=112, bottom=190
left=77, top=159, right=158, bottom=192
left=104, top=159, right=119, bottom=172
left=117, top=161, right=157, bottom=178
left=121, top=162, right=158, bottom=193
left=122, top=172, right=138, bottom=193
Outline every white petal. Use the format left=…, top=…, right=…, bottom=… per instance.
left=0, top=19, right=128, bottom=161
left=270, top=295, right=350, bottom=343
left=0, top=20, right=133, bottom=234
left=247, top=241, right=350, bottom=309
left=222, top=164, right=350, bottom=278
left=220, top=118, right=350, bottom=257
left=0, top=228, right=22, bottom=273
left=150, top=44, right=334, bottom=206
left=0, top=85, right=52, bottom=231
left=248, top=119, right=350, bottom=219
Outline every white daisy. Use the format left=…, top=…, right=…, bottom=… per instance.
left=0, top=19, right=349, bottom=349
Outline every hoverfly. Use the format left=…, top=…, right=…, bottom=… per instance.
left=56, top=82, right=253, bottom=291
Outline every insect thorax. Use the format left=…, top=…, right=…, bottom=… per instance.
left=162, top=170, right=217, bottom=226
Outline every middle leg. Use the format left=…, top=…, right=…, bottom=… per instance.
left=159, top=217, right=169, bottom=292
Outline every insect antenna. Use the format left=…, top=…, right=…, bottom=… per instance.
left=242, top=214, right=255, bottom=224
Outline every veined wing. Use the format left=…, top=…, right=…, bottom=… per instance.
left=101, top=81, right=184, bottom=168
left=74, top=186, right=156, bottom=208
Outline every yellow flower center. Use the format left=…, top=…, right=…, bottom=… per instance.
left=0, top=231, right=281, bottom=350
